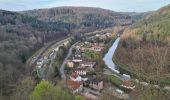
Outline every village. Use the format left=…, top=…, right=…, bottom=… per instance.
left=32, top=31, right=136, bottom=100
left=63, top=32, right=135, bottom=99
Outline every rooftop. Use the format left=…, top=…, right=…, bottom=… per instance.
left=67, top=80, right=82, bottom=90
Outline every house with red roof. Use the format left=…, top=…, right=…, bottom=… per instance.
left=84, top=80, right=104, bottom=90
left=67, top=80, right=83, bottom=94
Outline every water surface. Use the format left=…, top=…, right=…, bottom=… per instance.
left=103, top=37, right=120, bottom=73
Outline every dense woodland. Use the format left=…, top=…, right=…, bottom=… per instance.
left=23, top=7, right=134, bottom=33
left=115, top=4, right=170, bottom=100
left=0, top=7, right=134, bottom=99
left=0, top=10, right=67, bottom=96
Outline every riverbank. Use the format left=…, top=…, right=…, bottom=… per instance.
left=103, top=37, right=133, bottom=95
left=113, top=45, right=170, bottom=86
left=113, top=37, right=170, bottom=92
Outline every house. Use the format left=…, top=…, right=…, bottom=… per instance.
left=70, top=72, right=88, bottom=82
left=74, top=68, right=87, bottom=75
left=121, top=80, right=135, bottom=90
left=70, top=72, right=82, bottom=82
left=74, top=50, right=82, bottom=58
left=91, top=45, right=104, bottom=52
left=72, top=50, right=83, bottom=63
left=67, top=61, right=74, bottom=68
left=84, top=41, right=90, bottom=44
left=36, top=59, right=44, bottom=68
left=96, top=34, right=107, bottom=39
left=72, top=57, right=82, bottom=63
left=43, top=56, right=48, bottom=60
left=67, top=80, right=83, bottom=94
left=36, top=59, right=43, bottom=66
left=85, top=80, right=104, bottom=90
left=106, top=32, right=113, bottom=38
left=80, top=61, right=96, bottom=68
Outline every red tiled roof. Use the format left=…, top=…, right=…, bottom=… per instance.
left=67, top=80, right=82, bottom=90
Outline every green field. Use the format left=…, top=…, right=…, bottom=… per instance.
left=108, top=75, right=123, bottom=86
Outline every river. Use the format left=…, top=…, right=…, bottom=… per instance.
left=103, top=37, right=130, bottom=80
left=103, top=37, right=120, bottom=72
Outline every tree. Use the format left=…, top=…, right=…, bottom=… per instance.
left=30, top=80, right=74, bottom=100
left=12, top=76, right=35, bottom=100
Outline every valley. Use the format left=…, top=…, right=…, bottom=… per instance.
left=0, top=3, right=170, bottom=100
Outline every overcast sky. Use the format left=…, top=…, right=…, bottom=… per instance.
left=0, top=0, right=169, bottom=12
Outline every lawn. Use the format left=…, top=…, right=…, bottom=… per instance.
left=83, top=50, right=100, bottom=60
left=108, top=75, right=123, bottom=86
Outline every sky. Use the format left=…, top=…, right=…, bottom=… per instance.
left=0, top=0, right=169, bottom=12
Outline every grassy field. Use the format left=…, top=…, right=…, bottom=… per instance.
left=83, top=50, right=101, bottom=60
left=108, top=75, right=123, bottom=86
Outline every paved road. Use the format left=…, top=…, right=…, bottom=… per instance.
left=60, top=42, right=79, bottom=79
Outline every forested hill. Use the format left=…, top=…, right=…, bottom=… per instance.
left=117, top=3, right=170, bottom=91
left=22, top=7, right=134, bottom=34
left=0, top=9, right=68, bottom=96
left=124, top=4, right=170, bottom=41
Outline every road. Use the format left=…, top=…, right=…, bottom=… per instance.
left=27, top=36, right=69, bottom=73
left=60, top=42, right=79, bottom=79
left=39, top=39, right=70, bottom=79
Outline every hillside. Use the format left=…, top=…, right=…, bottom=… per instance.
left=122, top=4, right=170, bottom=41
left=116, top=4, right=170, bottom=85
left=0, top=9, right=69, bottom=96
left=23, top=7, right=134, bottom=34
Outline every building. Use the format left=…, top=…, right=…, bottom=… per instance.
left=106, top=32, right=113, bottom=38
left=67, top=61, right=74, bottom=68
left=36, top=59, right=44, bottom=69
left=74, top=50, right=82, bottom=58
left=80, top=61, right=96, bottom=68
left=36, top=59, right=43, bottom=66
left=85, top=80, right=104, bottom=90
left=67, top=80, right=83, bottom=94
left=70, top=73, right=82, bottom=82
left=72, top=57, right=83, bottom=63
left=91, top=45, right=104, bottom=52
left=72, top=50, right=83, bottom=63
left=70, top=72, right=88, bottom=82
left=74, top=68, right=87, bottom=75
